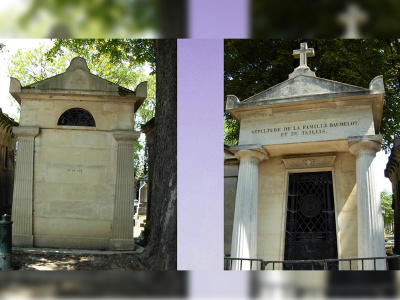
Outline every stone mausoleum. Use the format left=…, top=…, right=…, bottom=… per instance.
left=0, top=110, right=18, bottom=216
left=10, top=57, right=147, bottom=250
left=226, top=43, right=386, bottom=270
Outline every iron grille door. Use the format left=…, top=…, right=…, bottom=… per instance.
left=284, top=171, right=338, bottom=270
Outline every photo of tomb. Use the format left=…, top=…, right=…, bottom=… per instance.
left=10, top=57, right=147, bottom=250
left=224, top=41, right=388, bottom=270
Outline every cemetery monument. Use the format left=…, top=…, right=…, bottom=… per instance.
left=226, top=43, right=386, bottom=270
left=10, top=57, right=147, bottom=250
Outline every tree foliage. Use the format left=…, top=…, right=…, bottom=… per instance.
left=224, top=39, right=400, bottom=151
left=8, top=39, right=155, bottom=177
left=9, top=0, right=157, bottom=38
left=381, top=190, right=394, bottom=226
left=47, top=39, right=155, bottom=71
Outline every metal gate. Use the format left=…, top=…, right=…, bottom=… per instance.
left=284, top=171, right=338, bottom=270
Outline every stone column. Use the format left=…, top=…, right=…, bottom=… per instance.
left=11, top=126, right=39, bottom=247
left=349, top=138, right=386, bottom=270
left=231, top=149, right=266, bottom=270
left=110, top=130, right=140, bottom=250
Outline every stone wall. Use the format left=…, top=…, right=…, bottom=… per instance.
left=224, top=162, right=238, bottom=255
left=257, top=157, right=287, bottom=262
left=0, top=126, right=17, bottom=215
left=333, top=153, right=358, bottom=263
left=23, top=98, right=135, bottom=249
left=257, top=153, right=358, bottom=269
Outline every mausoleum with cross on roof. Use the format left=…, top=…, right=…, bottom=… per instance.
left=224, top=43, right=387, bottom=270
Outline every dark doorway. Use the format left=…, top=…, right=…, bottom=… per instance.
left=284, top=171, right=338, bottom=270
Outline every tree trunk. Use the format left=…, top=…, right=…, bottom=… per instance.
left=140, top=39, right=177, bottom=270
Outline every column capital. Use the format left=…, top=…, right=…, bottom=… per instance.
left=113, top=130, right=140, bottom=142
left=12, top=126, right=39, bottom=138
left=349, top=139, right=381, bottom=157
left=235, top=149, right=267, bottom=162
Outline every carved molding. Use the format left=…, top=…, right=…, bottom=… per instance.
left=12, top=126, right=40, bottom=138
left=113, top=130, right=140, bottom=142
left=235, top=149, right=267, bottom=162
left=349, top=140, right=381, bottom=157
left=282, top=155, right=336, bottom=169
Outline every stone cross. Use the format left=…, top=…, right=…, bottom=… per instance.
left=293, top=43, right=314, bottom=68
left=338, top=4, right=368, bottom=39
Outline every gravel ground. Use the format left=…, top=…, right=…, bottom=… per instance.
left=7, top=216, right=147, bottom=271
left=10, top=248, right=145, bottom=271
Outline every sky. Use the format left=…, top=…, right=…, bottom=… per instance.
left=0, top=39, right=394, bottom=195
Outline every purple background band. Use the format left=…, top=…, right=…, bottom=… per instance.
left=188, top=0, right=249, bottom=38
left=178, top=2, right=249, bottom=294
left=177, top=39, right=224, bottom=270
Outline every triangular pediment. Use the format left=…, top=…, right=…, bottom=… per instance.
left=22, top=57, right=134, bottom=96
left=10, top=57, right=148, bottom=111
left=242, top=75, right=370, bottom=104
left=226, top=74, right=385, bottom=133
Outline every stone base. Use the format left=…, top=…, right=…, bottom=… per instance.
left=12, top=234, right=33, bottom=247
left=109, top=238, right=135, bottom=250
left=34, top=235, right=109, bottom=250
left=288, top=66, right=316, bottom=79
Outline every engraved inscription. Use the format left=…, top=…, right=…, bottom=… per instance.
left=67, top=169, right=83, bottom=173
left=251, top=121, right=359, bottom=138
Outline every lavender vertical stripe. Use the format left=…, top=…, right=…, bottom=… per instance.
left=177, top=39, right=223, bottom=270
left=188, top=0, right=249, bottom=38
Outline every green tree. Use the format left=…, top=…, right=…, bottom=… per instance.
left=8, top=40, right=155, bottom=178
left=139, top=39, right=176, bottom=270
left=381, top=190, right=394, bottom=226
left=0, top=1, right=158, bottom=38
left=224, top=39, right=400, bottom=151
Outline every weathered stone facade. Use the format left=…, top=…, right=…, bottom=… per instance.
left=226, top=43, right=386, bottom=270
left=10, top=57, right=147, bottom=250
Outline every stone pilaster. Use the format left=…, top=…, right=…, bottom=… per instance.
left=350, top=138, right=386, bottom=270
left=231, top=149, right=266, bottom=270
left=11, top=126, right=39, bottom=247
left=110, top=130, right=140, bottom=250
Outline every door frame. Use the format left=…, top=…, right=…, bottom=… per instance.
left=279, top=156, right=340, bottom=264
